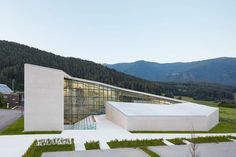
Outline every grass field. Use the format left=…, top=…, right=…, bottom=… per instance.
left=180, top=96, right=236, bottom=122
left=0, top=117, right=61, bottom=135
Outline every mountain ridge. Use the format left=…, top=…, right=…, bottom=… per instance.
left=106, top=57, right=236, bottom=86
left=0, top=40, right=235, bottom=101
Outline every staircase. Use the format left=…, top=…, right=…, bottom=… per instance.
left=64, top=115, right=96, bottom=130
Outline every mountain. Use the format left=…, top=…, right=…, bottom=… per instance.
left=0, top=40, right=161, bottom=95
left=106, top=58, right=236, bottom=87
left=0, top=40, right=235, bottom=101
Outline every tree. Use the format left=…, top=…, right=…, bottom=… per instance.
left=0, top=94, right=6, bottom=108
left=189, top=125, right=200, bottom=157
left=189, top=133, right=200, bottom=157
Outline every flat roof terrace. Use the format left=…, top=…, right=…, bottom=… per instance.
left=106, top=102, right=219, bottom=131
left=107, top=102, right=217, bottom=117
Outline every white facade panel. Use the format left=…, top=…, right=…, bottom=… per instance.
left=24, top=64, right=64, bottom=131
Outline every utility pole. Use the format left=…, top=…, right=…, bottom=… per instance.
left=12, top=79, right=15, bottom=92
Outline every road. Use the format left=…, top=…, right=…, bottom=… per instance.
left=0, top=109, right=22, bottom=131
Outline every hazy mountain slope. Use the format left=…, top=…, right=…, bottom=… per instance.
left=106, top=58, right=236, bottom=86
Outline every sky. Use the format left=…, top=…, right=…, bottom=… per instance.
left=0, top=0, right=236, bottom=64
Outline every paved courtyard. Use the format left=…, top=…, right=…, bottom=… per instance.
left=42, top=148, right=148, bottom=157
left=0, top=115, right=235, bottom=157
left=0, top=109, right=22, bottom=131
left=149, top=142, right=236, bottom=157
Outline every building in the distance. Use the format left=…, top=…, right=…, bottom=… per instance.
left=0, top=84, right=23, bottom=107
left=24, top=64, right=219, bottom=132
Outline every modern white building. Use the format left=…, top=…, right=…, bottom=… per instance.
left=24, top=64, right=219, bottom=131
left=106, top=102, right=218, bottom=131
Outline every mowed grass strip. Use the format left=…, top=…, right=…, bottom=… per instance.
left=84, top=141, right=100, bottom=150
left=22, top=139, right=75, bottom=157
left=140, top=147, right=160, bottom=157
left=24, top=144, right=74, bottom=157
left=107, top=139, right=165, bottom=148
left=229, top=136, right=236, bottom=140
left=0, top=116, right=24, bottom=135
left=0, top=117, right=61, bottom=135
left=167, top=138, right=186, bottom=145
left=188, top=136, right=232, bottom=144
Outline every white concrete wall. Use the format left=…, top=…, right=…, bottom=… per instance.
left=106, top=103, right=219, bottom=131
left=24, top=64, right=64, bottom=131
left=206, top=109, right=219, bottom=131
left=126, top=116, right=213, bottom=131
left=105, top=102, right=128, bottom=129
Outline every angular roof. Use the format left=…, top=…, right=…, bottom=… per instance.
left=0, top=84, right=13, bottom=94
left=107, top=101, right=218, bottom=117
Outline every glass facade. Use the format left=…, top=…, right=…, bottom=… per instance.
left=64, top=78, right=178, bottom=125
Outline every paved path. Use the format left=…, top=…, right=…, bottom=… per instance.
left=149, top=142, right=236, bottom=157
left=0, top=115, right=235, bottom=157
left=42, top=148, right=149, bottom=157
left=0, top=109, right=22, bottom=131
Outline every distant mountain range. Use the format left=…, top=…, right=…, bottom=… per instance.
left=0, top=40, right=235, bottom=101
left=106, top=57, right=236, bottom=87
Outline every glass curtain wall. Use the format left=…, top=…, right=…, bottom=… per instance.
left=64, top=79, right=177, bottom=125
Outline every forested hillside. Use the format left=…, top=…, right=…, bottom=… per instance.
left=0, top=40, right=235, bottom=102
left=106, top=58, right=236, bottom=87
left=0, top=40, right=161, bottom=94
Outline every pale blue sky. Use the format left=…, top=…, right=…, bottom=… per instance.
left=0, top=0, right=236, bottom=63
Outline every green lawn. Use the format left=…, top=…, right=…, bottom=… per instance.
left=23, top=145, right=74, bottom=157
left=167, top=138, right=186, bottom=145
left=181, top=96, right=236, bottom=123
left=140, top=147, right=160, bottom=157
left=180, top=96, right=219, bottom=107
left=84, top=141, right=100, bottom=150
left=0, top=117, right=61, bottom=135
left=107, top=139, right=165, bottom=148
left=22, top=139, right=75, bottom=157
left=182, top=96, right=236, bottom=132
left=188, top=136, right=232, bottom=144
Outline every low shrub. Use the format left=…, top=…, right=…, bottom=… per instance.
left=107, top=139, right=165, bottom=148
left=188, top=136, right=232, bottom=144
left=218, top=102, right=236, bottom=108
left=167, top=138, right=185, bottom=145
left=22, top=138, right=75, bottom=157
left=140, top=147, right=160, bottom=157
left=84, top=141, right=100, bottom=150
left=229, top=136, right=236, bottom=140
